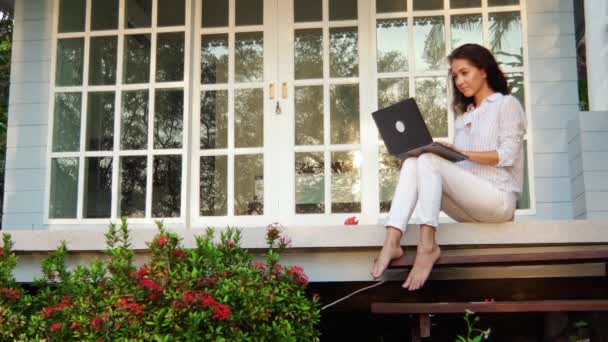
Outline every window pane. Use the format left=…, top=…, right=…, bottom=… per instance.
left=58, top=0, right=86, bottom=33
left=450, top=0, right=481, bottom=8
left=202, top=0, right=228, bottom=27
left=377, top=19, right=408, bottom=73
left=158, top=0, right=185, bottom=26
left=86, top=92, right=115, bottom=151
left=295, top=29, right=323, bottom=80
left=121, top=90, right=149, bottom=150
left=154, top=89, right=183, bottom=149
left=295, top=152, right=324, bottom=214
left=506, top=72, right=525, bottom=106
left=489, top=12, right=522, bottom=67
left=200, top=156, right=228, bottom=216
left=49, top=158, right=79, bottom=219
left=415, top=77, right=447, bottom=137
left=376, top=0, right=406, bottom=13
left=201, top=90, right=228, bottom=149
left=329, top=0, right=357, bottom=20
left=125, top=0, right=152, bottom=28
left=56, top=38, right=84, bottom=86
left=156, top=32, right=185, bottom=82
left=378, top=77, right=409, bottom=109
left=489, top=0, right=519, bottom=6
left=201, top=34, right=229, bottom=84
left=295, top=86, right=324, bottom=145
left=330, top=27, right=359, bottom=78
left=235, top=154, right=263, bottom=215
left=124, top=34, right=151, bottom=84
left=451, top=14, right=483, bottom=48
left=379, top=146, right=401, bottom=212
left=53, top=93, right=82, bottom=152
left=152, top=155, right=182, bottom=217
left=91, top=0, right=119, bottom=30
left=517, top=140, right=530, bottom=209
left=413, top=16, right=446, bottom=71
left=235, top=32, right=264, bottom=83
left=89, top=36, right=118, bottom=85
left=84, top=157, right=113, bottom=218
left=235, top=88, right=263, bottom=148
left=331, top=151, right=361, bottom=213
left=295, top=0, right=322, bottom=22
left=119, top=156, right=147, bottom=218
left=413, top=0, right=443, bottom=10
left=330, top=84, right=359, bottom=145
left=236, top=0, right=263, bottom=26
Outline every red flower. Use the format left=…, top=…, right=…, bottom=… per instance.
left=137, top=265, right=149, bottom=279
left=155, top=235, right=169, bottom=247
left=0, top=247, right=3, bottom=257
left=212, top=303, right=232, bottom=320
left=200, top=293, right=217, bottom=308
left=138, top=279, right=163, bottom=292
left=173, top=248, right=188, bottom=258
left=50, top=322, right=62, bottom=333
left=288, top=265, right=309, bottom=286
left=40, top=303, right=69, bottom=319
left=344, top=216, right=358, bottom=225
left=313, top=293, right=320, bottom=301
left=90, top=317, right=103, bottom=332
left=224, top=239, right=236, bottom=248
left=251, top=261, right=266, bottom=271
left=182, top=290, right=197, bottom=303
left=70, top=321, right=81, bottom=330
left=0, top=288, right=20, bottom=300
left=273, top=263, right=283, bottom=274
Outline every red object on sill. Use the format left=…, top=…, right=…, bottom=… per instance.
left=344, top=216, right=358, bottom=225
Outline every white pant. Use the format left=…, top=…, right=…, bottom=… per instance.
left=385, top=153, right=517, bottom=232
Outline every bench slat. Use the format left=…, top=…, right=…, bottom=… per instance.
left=389, top=250, right=608, bottom=268
left=372, top=300, right=608, bottom=314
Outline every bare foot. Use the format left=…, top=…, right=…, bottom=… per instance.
left=402, top=244, right=441, bottom=291
left=371, top=242, right=404, bottom=280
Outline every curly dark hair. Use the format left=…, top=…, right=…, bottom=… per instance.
left=448, top=44, right=510, bottom=115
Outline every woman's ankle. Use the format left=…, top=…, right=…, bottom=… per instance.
left=384, top=226, right=403, bottom=247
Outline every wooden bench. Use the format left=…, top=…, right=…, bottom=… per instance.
left=371, top=250, right=608, bottom=340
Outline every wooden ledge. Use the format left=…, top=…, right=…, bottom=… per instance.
left=389, top=250, right=608, bottom=268
left=372, top=300, right=608, bottom=314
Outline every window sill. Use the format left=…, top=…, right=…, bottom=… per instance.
left=6, top=220, right=608, bottom=252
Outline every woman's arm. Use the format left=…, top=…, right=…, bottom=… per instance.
left=436, top=142, right=499, bottom=165
left=464, top=151, right=499, bottom=165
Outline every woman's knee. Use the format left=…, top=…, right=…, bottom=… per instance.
left=401, top=157, right=417, bottom=173
left=417, top=153, right=442, bottom=171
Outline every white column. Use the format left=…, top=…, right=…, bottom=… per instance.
left=584, top=0, right=608, bottom=111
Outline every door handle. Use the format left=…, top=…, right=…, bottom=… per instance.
left=281, top=82, right=288, bottom=99
left=269, top=82, right=276, bottom=100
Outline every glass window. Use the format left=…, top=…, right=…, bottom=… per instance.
left=50, top=0, right=187, bottom=221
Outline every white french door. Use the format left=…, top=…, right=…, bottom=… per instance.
left=192, top=0, right=376, bottom=227
left=273, top=0, right=376, bottom=226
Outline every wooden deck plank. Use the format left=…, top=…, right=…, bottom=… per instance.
left=389, top=250, right=608, bottom=268
left=372, top=300, right=608, bottom=314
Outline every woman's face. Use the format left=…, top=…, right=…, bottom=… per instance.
left=450, top=58, right=487, bottom=98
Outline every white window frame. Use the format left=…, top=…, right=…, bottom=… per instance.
left=371, top=0, right=536, bottom=221
left=43, top=0, right=535, bottom=230
left=44, top=0, right=193, bottom=228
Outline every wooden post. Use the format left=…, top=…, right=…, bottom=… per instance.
left=420, top=314, right=431, bottom=338
left=410, top=315, right=421, bottom=342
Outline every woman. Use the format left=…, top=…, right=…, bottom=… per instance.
left=371, top=44, right=527, bottom=291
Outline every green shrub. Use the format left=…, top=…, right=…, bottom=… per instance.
left=0, top=220, right=320, bottom=341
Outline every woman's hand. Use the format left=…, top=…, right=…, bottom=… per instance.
left=435, top=141, right=460, bottom=152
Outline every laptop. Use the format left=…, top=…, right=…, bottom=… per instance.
left=372, top=98, right=468, bottom=162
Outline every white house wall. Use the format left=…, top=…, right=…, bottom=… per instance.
left=2, top=0, right=582, bottom=230
left=3, top=0, right=52, bottom=230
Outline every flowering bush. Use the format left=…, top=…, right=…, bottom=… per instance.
left=0, top=220, right=320, bottom=341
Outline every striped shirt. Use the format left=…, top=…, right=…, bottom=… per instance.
left=453, top=92, right=527, bottom=194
